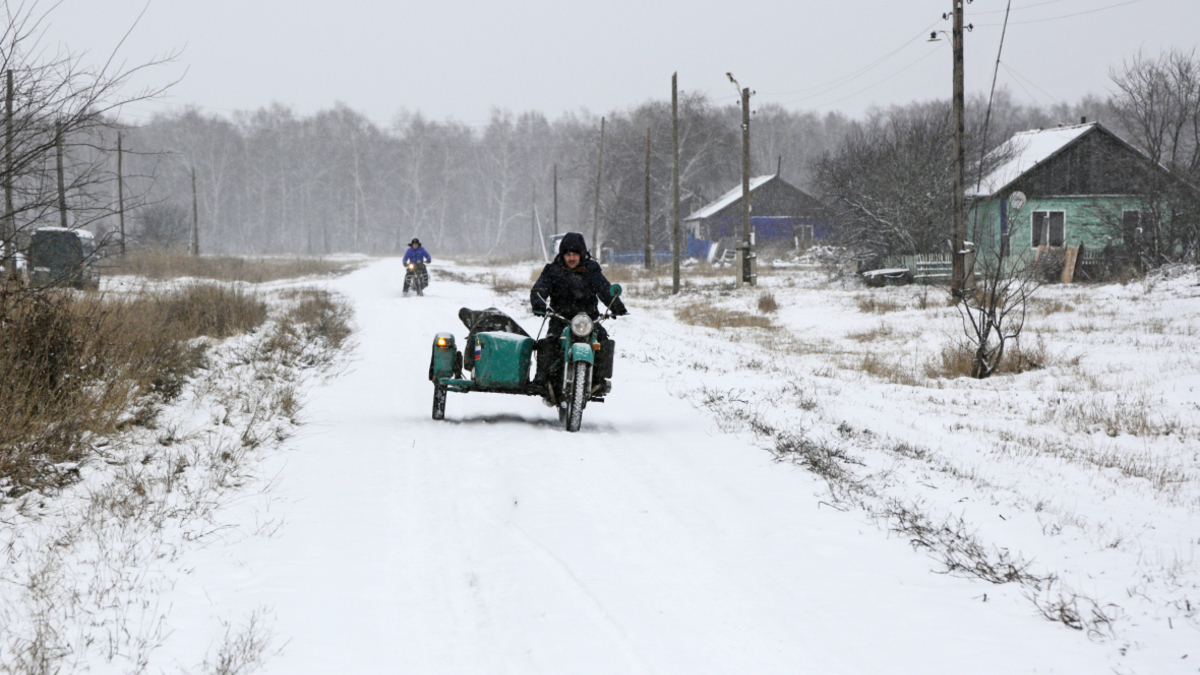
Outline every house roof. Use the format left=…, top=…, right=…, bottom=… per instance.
left=968, top=122, right=1097, bottom=198
left=684, top=174, right=777, bottom=221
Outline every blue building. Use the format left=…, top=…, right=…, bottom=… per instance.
left=683, top=175, right=833, bottom=260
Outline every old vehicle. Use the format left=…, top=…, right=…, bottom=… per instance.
left=29, top=227, right=98, bottom=289
left=428, top=285, right=622, bottom=432
left=404, top=261, right=428, bottom=296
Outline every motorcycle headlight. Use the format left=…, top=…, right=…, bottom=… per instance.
left=570, top=313, right=594, bottom=338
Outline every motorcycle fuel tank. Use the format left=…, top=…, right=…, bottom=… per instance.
left=472, top=331, right=534, bottom=389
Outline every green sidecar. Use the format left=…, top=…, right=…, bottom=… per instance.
left=428, top=287, right=621, bottom=432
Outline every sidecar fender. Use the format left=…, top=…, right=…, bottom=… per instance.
left=429, top=332, right=458, bottom=382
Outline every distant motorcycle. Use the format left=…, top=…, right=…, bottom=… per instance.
left=404, top=262, right=429, bottom=296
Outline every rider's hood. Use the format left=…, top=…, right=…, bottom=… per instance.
left=557, top=232, right=590, bottom=260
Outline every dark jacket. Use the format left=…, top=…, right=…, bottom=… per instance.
left=530, top=232, right=626, bottom=319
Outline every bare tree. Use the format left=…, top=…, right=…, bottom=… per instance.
left=812, top=103, right=957, bottom=263
left=1108, top=49, right=1200, bottom=262
left=0, top=0, right=177, bottom=271
left=955, top=201, right=1049, bottom=379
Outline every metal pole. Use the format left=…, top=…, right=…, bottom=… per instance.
left=117, top=132, right=125, bottom=256
left=671, top=73, right=680, bottom=294
left=3, top=70, right=13, bottom=275
left=56, top=121, right=67, bottom=229
left=592, top=116, right=605, bottom=252
left=951, top=0, right=967, bottom=295
left=740, top=86, right=753, bottom=287
left=191, top=165, right=199, bottom=256
left=644, top=126, right=652, bottom=269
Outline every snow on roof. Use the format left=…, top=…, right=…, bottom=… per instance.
left=968, top=122, right=1096, bottom=198
left=684, top=175, right=776, bottom=221
left=35, top=226, right=94, bottom=239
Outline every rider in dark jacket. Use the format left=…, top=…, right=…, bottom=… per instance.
left=530, top=232, right=627, bottom=395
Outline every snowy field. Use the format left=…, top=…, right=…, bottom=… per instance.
left=1, top=256, right=1198, bottom=674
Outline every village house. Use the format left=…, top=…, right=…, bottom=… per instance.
left=683, top=174, right=833, bottom=261
left=967, top=120, right=1189, bottom=274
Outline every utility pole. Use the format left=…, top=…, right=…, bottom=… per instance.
left=56, top=121, right=67, bottom=229
left=729, top=73, right=755, bottom=287
left=671, top=73, right=681, bottom=294
left=3, top=70, right=13, bottom=276
left=552, top=163, right=558, bottom=236
left=592, top=116, right=605, bottom=251
left=951, top=0, right=967, bottom=296
left=191, top=165, right=199, bottom=257
left=644, top=126, right=652, bottom=269
left=117, top=132, right=125, bottom=257
left=530, top=184, right=536, bottom=258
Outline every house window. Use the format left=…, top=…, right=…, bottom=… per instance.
left=1122, top=210, right=1141, bottom=241
left=1031, top=211, right=1065, bottom=247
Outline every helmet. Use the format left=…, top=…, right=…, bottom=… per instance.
left=410, top=238, right=421, bottom=247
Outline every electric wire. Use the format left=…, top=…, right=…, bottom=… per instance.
left=783, top=41, right=947, bottom=110
left=761, top=18, right=942, bottom=98
left=975, top=0, right=1142, bottom=26
left=999, top=61, right=1062, bottom=106
left=976, top=0, right=1014, bottom=196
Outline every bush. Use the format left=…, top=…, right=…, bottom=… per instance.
left=0, top=283, right=269, bottom=494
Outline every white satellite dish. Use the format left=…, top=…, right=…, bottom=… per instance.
left=1008, top=191, right=1027, bottom=211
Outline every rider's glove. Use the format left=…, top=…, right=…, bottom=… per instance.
left=610, top=299, right=629, bottom=317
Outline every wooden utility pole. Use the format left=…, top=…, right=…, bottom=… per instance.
left=191, top=165, right=199, bottom=256
left=552, top=163, right=558, bottom=236
left=117, top=132, right=125, bottom=256
left=740, top=85, right=752, bottom=286
left=56, top=121, right=67, bottom=229
left=3, top=70, right=13, bottom=276
left=530, top=184, right=536, bottom=257
left=644, top=126, right=652, bottom=269
left=592, top=116, right=605, bottom=250
left=951, top=0, right=967, bottom=296
left=671, top=73, right=681, bottom=294
left=729, top=73, right=755, bottom=287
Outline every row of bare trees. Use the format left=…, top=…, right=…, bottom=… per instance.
left=110, top=99, right=854, bottom=257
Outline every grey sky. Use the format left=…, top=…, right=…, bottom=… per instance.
left=44, top=0, right=1198, bottom=128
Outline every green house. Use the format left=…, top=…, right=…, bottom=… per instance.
left=967, top=121, right=1176, bottom=264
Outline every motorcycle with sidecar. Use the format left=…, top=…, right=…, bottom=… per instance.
left=428, top=285, right=622, bottom=432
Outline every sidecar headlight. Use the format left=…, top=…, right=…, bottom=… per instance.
left=570, top=313, right=594, bottom=337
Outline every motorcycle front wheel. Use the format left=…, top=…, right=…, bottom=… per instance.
left=565, top=361, right=590, bottom=432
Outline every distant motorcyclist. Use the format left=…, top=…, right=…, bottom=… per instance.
left=530, top=232, right=627, bottom=395
left=403, top=238, right=431, bottom=296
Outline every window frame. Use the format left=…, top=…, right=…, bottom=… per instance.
left=1030, top=210, right=1066, bottom=248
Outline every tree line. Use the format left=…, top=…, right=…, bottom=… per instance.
left=3, top=0, right=1198, bottom=266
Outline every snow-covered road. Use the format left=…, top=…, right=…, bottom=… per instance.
left=171, top=258, right=1111, bottom=674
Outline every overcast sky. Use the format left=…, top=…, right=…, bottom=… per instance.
left=37, top=0, right=1199, bottom=129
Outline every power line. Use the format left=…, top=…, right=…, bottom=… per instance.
left=971, top=0, right=1068, bottom=16
left=999, top=61, right=1062, bottom=106
left=781, top=41, right=947, bottom=110
left=976, top=0, right=1142, bottom=26
left=761, top=19, right=943, bottom=100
